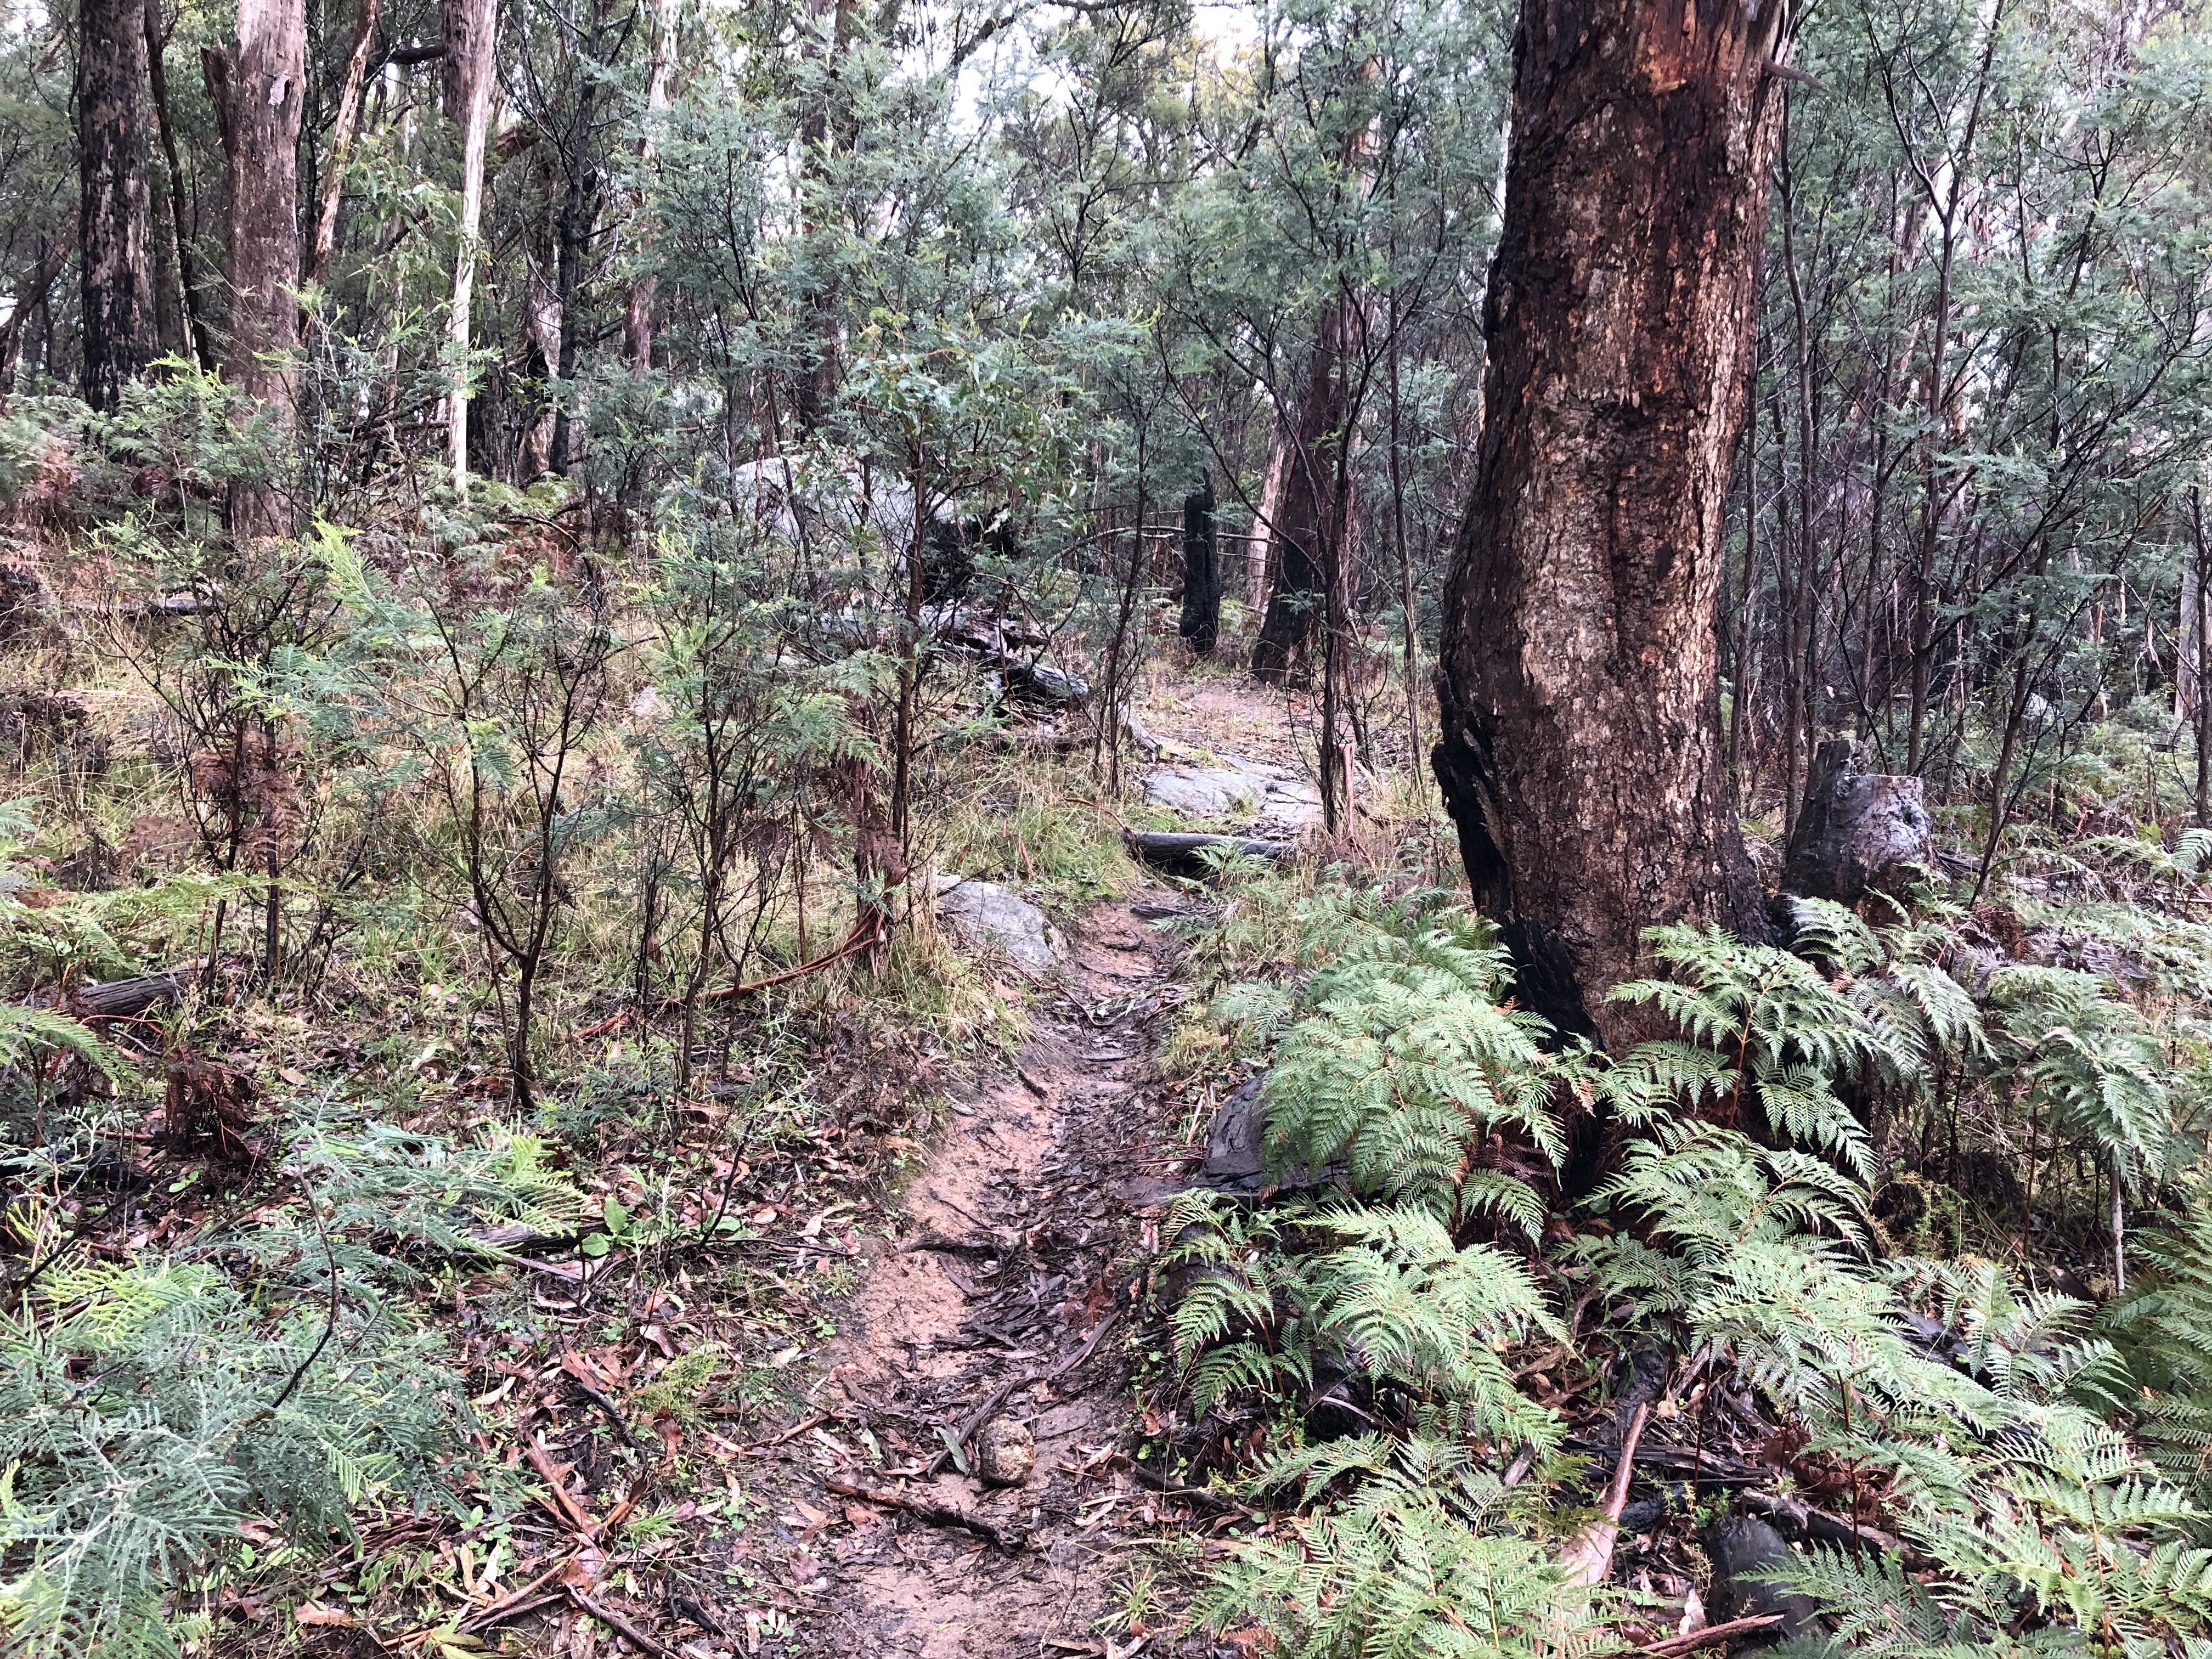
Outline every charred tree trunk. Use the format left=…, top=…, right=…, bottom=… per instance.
left=78, top=0, right=159, bottom=411
left=219, top=0, right=304, bottom=533
left=146, top=0, right=213, bottom=370
left=1181, top=479, right=1220, bottom=657
left=1432, top=0, right=1792, bottom=1051
left=1253, top=295, right=1355, bottom=686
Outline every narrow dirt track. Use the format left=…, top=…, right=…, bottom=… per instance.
left=751, top=889, right=1194, bottom=1658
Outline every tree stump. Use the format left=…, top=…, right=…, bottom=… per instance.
left=1782, top=738, right=1933, bottom=904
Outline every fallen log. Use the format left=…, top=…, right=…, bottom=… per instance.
left=1125, top=831, right=1294, bottom=872
left=70, top=968, right=196, bottom=1022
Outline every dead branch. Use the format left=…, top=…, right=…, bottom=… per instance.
left=823, top=1475, right=1026, bottom=1551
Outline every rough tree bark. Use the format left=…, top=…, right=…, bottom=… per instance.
left=1432, top=0, right=1795, bottom=1051
left=145, top=0, right=213, bottom=370
left=77, top=0, right=159, bottom=411
left=443, top=0, right=495, bottom=493
left=218, top=0, right=304, bottom=535
left=1252, top=294, right=1356, bottom=686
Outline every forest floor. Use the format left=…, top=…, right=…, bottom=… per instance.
left=732, top=887, right=1199, bottom=1658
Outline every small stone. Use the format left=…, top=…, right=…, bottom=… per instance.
left=973, top=1417, right=1035, bottom=1487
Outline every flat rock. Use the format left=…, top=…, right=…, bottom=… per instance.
left=1143, top=759, right=1320, bottom=830
left=935, top=876, right=1062, bottom=974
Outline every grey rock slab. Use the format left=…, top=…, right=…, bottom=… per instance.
left=1143, top=759, right=1321, bottom=830
left=933, top=874, right=1062, bottom=974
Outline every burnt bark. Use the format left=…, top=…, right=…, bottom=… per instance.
left=221, top=0, right=304, bottom=529
left=77, top=0, right=159, bottom=411
left=1432, top=0, right=1793, bottom=1051
left=1181, top=479, right=1220, bottom=656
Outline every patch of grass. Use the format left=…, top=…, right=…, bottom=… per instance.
left=937, top=769, right=1139, bottom=905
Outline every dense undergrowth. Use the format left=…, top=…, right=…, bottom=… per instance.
left=1140, top=861, right=2212, bottom=1659
left=0, top=383, right=1148, bottom=1654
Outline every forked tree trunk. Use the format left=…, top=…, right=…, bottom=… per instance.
left=219, top=0, right=304, bottom=534
left=1433, top=0, right=1793, bottom=1051
left=444, top=0, right=495, bottom=493
left=78, top=0, right=159, bottom=411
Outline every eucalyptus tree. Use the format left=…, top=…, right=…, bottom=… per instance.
left=76, top=0, right=157, bottom=410
left=1432, top=0, right=1798, bottom=1054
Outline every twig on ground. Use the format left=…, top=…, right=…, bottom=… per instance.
left=922, top=1309, right=1122, bottom=1476
left=568, top=1587, right=675, bottom=1655
left=925, top=1374, right=1029, bottom=1476
left=572, top=916, right=884, bottom=1040
left=459, top=1554, right=576, bottom=1633
left=561, top=1351, right=648, bottom=1455
left=825, top=1475, right=1026, bottom=1551
left=899, top=1231, right=1009, bottom=1257
left=1124, top=1459, right=1251, bottom=1516
left=523, top=1437, right=599, bottom=1537
left=1602, top=1614, right=1784, bottom=1658
left=1557, top=1402, right=1651, bottom=1589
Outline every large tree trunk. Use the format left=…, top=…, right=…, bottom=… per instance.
left=219, top=0, right=304, bottom=531
left=1252, top=294, right=1356, bottom=686
left=443, top=0, right=495, bottom=493
left=77, top=0, right=158, bottom=411
left=1432, top=0, right=1792, bottom=1052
